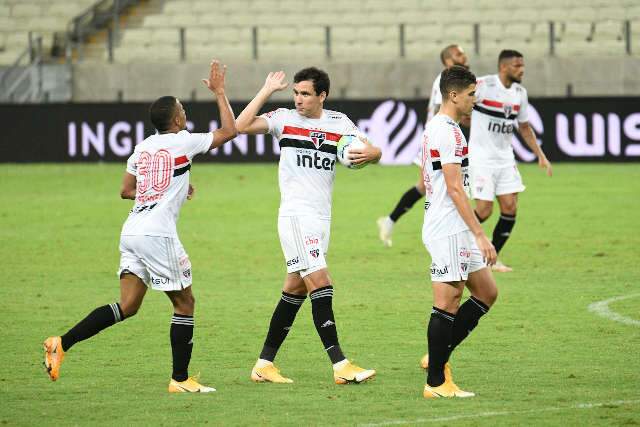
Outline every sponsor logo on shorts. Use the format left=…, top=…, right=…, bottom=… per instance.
left=286, top=256, right=299, bottom=267
left=459, top=248, right=471, bottom=258
left=460, top=263, right=469, bottom=273
left=183, top=269, right=191, bottom=279
left=430, top=263, right=449, bottom=277
left=310, top=249, right=320, bottom=259
left=305, top=236, right=319, bottom=246
left=151, top=276, right=170, bottom=285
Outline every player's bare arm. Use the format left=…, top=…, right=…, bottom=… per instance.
left=518, top=121, right=552, bottom=177
left=236, top=71, right=289, bottom=135
left=201, top=59, right=237, bottom=149
left=349, top=138, right=382, bottom=165
left=120, top=172, right=136, bottom=200
left=442, top=163, right=497, bottom=265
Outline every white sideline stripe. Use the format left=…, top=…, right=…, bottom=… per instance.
left=358, top=399, right=640, bottom=427
left=587, top=294, right=640, bottom=327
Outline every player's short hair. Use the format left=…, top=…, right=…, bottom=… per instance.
left=440, top=44, right=459, bottom=65
left=149, top=96, right=178, bottom=132
left=439, top=65, right=476, bottom=101
left=498, top=49, right=524, bottom=64
left=294, top=67, right=330, bottom=97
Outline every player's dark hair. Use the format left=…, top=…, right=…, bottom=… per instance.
left=440, top=44, right=459, bottom=65
left=439, top=65, right=476, bottom=101
left=149, top=96, right=178, bottom=132
left=498, top=49, right=523, bottom=64
left=294, top=67, right=330, bottom=97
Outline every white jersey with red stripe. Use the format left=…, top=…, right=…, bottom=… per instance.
left=120, top=130, right=212, bottom=238
left=469, top=74, right=529, bottom=168
left=421, top=113, right=470, bottom=242
left=427, top=72, right=442, bottom=123
left=262, top=108, right=367, bottom=219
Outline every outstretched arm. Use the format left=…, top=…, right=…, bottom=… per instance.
left=201, top=59, right=237, bottom=149
left=518, top=121, right=552, bottom=177
left=236, top=71, right=289, bottom=135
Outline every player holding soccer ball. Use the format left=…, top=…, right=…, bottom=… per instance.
left=236, top=67, right=381, bottom=385
left=43, top=60, right=237, bottom=392
left=420, top=66, right=498, bottom=399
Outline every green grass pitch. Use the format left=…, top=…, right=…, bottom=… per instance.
left=1, top=163, right=639, bottom=426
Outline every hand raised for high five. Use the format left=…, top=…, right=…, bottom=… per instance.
left=263, top=71, right=289, bottom=94
left=201, top=59, right=227, bottom=94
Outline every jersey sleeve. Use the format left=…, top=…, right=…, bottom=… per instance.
left=126, top=151, right=138, bottom=175
left=517, top=87, right=529, bottom=123
left=260, top=108, right=288, bottom=139
left=184, top=132, right=214, bottom=159
left=427, top=76, right=442, bottom=122
left=474, top=77, right=486, bottom=104
left=438, top=123, right=464, bottom=165
left=342, top=115, right=369, bottom=141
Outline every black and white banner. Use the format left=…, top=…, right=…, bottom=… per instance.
left=1, top=98, right=639, bottom=163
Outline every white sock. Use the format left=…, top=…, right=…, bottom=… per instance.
left=384, top=216, right=394, bottom=227
left=333, top=359, right=349, bottom=370
left=256, top=359, right=272, bottom=368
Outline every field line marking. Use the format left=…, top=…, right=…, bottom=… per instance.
left=359, top=399, right=640, bottom=426
left=587, top=294, right=640, bottom=327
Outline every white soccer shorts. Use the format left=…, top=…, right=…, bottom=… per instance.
left=424, top=230, right=486, bottom=282
left=118, top=235, right=192, bottom=291
left=278, top=216, right=330, bottom=278
left=470, top=164, right=526, bottom=201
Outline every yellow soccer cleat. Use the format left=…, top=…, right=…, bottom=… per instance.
left=168, top=377, right=216, bottom=393
left=423, top=380, right=475, bottom=399
left=43, top=336, right=65, bottom=381
left=420, top=354, right=453, bottom=382
left=251, top=362, right=293, bottom=384
left=333, top=361, right=376, bottom=384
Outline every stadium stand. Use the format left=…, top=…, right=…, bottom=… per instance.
left=101, top=0, right=640, bottom=64
left=0, top=0, right=95, bottom=63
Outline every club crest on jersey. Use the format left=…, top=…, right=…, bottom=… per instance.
left=310, top=131, right=326, bottom=148
left=503, top=103, right=513, bottom=118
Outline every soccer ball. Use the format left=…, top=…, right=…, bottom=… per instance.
left=336, top=135, right=368, bottom=169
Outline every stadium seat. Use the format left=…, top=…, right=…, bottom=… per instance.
left=503, top=23, right=535, bottom=43
left=163, top=1, right=192, bottom=14
left=188, top=42, right=252, bottom=62
left=120, top=28, right=152, bottom=47
left=560, top=22, right=594, bottom=41
left=555, top=39, right=625, bottom=56
left=568, top=7, right=598, bottom=22
left=442, top=23, right=475, bottom=45
left=405, top=23, right=444, bottom=45
left=593, top=20, right=624, bottom=41
left=152, top=28, right=182, bottom=46
left=479, top=23, right=502, bottom=45
left=184, top=27, right=210, bottom=45
left=143, top=15, right=172, bottom=28
left=11, top=4, right=41, bottom=18
left=404, top=39, right=442, bottom=60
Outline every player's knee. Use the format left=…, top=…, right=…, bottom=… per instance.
left=120, top=300, right=141, bottom=318
left=475, top=205, right=492, bottom=221
left=485, top=286, right=498, bottom=306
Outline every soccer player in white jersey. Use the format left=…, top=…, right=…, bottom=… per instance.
left=420, top=66, right=498, bottom=399
left=377, top=45, right=469, bottom=247
left=470, top=50, right=552, bottom=272
left=43, top=60, right=237, bottom=392
left=235, top=67, right=381, bottom=385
